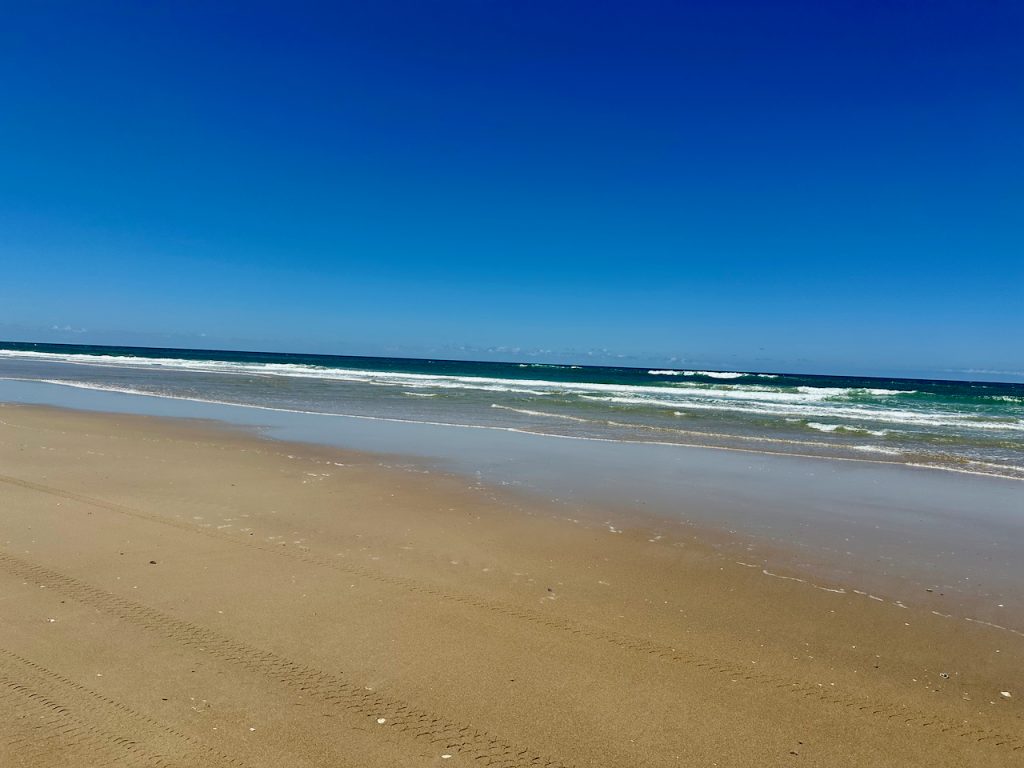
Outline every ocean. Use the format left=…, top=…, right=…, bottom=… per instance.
left=1, top=341, right=1022, bottom=481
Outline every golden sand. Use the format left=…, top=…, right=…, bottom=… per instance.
left=0, top=404, right=1021, bottom=767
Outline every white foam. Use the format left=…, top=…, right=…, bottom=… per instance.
left=805, top=422, right=890, bottom=437
left=648, top=369, right=746, bottom=379
left=796, top=386, right=916, bottom=397
left=2, top=350, right=1019, bottom=436
left=700, top=371, right=746, bottom=379
left=4, top=376, right=1021, bottom=481
left=806, top=422, right=840, bottom=432
left=850, top=445, right=904, bottom=456
left=0, top=351, right=973, bottom=414
left=584, top=394, right=1024, bottom=432
left=0, top=350, right=868, bottom=404
left=491, top=404, right=592, bottom=423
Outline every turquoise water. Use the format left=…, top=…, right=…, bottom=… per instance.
left=1, top=341, right=1022, bottom=480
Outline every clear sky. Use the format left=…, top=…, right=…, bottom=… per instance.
left=1, top=2, right=1021, bottom=378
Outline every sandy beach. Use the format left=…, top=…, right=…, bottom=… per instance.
left=1, top=403, right=1021, bottom=767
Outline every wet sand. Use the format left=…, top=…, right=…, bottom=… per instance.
left=3, top=377, right=1022, bottom=623
left=1, top=403, right=1022, bottom=766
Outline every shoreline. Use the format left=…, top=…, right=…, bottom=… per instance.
left=2, top=379, right=1023, bottom=624
left=4, top=399, right=1023, bottom=641
left=1, top=403, right=1023, bottom=766
left=3, top=375, right=1022, bottom=482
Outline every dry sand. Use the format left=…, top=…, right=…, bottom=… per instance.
left=0, top=403, right=1021, bottom=767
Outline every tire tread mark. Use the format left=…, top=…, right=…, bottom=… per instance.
left=2, top=473, right=1021, bottom=754
left=0, top=551, right=566, bottom=768
left=0, top=648, right=248, bottom=768
left=0, top=674, right=171, bottom=767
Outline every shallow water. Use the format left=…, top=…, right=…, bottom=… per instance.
left=2, top=377, right=1022, bottom=631
left=2, top=342, right=1022, bottom=480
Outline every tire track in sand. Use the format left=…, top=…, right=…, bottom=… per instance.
left=0, top=648, right=249, bottom=768
left=0, top=551, right=567, bottom=768
left=0, top=673, right=169, bottom=768
left=2, top=473, right=1022, bottom=754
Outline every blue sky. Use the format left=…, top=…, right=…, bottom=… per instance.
left=1, top=2, right=1021, bottom=378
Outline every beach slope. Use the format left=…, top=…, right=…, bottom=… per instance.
left=0, top=404, right=1021, bottom=767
